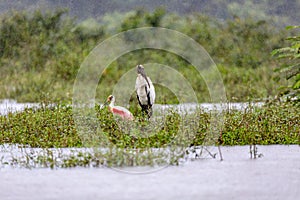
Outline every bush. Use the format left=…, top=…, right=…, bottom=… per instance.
left=272, top=26, right=300, bottom=100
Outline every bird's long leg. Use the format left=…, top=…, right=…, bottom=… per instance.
left=146, top=90, right=152, bottom=118
left=147, top=106, right=153, bottom=119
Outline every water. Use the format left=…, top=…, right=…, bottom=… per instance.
left=0, top=99, right=264, bottom=116
left=1, top=100, right=299, bottom=199
left=0, top=99, right=39, bottom=115
left=154, top=102, right=264, bottom=113
left=0, top=145, right=299, bottom=200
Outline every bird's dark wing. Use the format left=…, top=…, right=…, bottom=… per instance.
left=144, top=85, right=148, bottom=94
left=137, top=94, right=143, bottom=107
left=147, top=90, right=152, bottom=107
left=142, top=74, right=151, bottom=88
left=144, top=85, right=152, bottom=107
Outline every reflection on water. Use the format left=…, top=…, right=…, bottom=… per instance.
left=0, top=143, right=217, bottom=171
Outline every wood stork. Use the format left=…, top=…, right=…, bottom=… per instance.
left=135, top=64, right=155, bottom=118
left=104, top=95, right=134, bottom=120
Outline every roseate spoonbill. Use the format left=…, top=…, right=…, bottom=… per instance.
left=104, top=95, right=134, bottom=120
left=135, top=64, right=155, bottom=118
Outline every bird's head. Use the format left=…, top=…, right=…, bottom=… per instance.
left=104, top=95, right=115, bottom=106
left=136, top=64, right=145, bottom=75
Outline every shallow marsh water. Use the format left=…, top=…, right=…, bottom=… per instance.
left=0, top=145, right=299, bottom=200
left=0, top=99, right=39, bottom=115
left=0, top=100, right=299, bottom=199
left=0, top=99, right=263, bottom=116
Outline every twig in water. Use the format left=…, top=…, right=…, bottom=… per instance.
left=218, top=146, right=223, bottom=161
left=203, top=147, right=217, bottom=159
left=250, top=144, right=263, bottom=159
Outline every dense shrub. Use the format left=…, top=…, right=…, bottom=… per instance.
left=0, top=8, right=289, bottom=102
left=272, top=26, right=300, bottom=100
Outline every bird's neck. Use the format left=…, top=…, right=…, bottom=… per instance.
left=109, top=101, right=114, bottom=107
left=139, top=74, right=150, bottom=88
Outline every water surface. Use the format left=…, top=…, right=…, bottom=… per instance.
left=0, top=145, right=299, bottom=200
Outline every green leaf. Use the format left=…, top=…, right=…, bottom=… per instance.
left=271, top=47, right=295, bottom=58
left=280, top=63, right=300, bottom=80
left=286, top=36, right=300, bottom=41
left=286, top=26, right=300, bottom=30
left=292, top=80, right=300, bottom=89
left=271, top=49, right=279, bottom=56
left=277, top=53, right=296, bottom=59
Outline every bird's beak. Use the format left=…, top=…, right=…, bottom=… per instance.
left=100, top=101, right=109, bottom=109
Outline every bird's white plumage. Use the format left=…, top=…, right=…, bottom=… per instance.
left=135, top=74, right=155, bottom=106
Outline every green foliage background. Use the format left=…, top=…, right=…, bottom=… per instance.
left=272, top=26, right=300, bottom=99
left=0, top=7, right=293, bottom=103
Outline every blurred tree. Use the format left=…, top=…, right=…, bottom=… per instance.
left=272, top=26, right=300, bottom=100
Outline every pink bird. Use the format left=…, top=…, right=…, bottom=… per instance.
left=104, top=95, right=134, bottom=120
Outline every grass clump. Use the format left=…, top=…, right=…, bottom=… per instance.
left=0, top=104, right=81, bottom=148
left=0, top=101, right=299, bottom=148
left=221, top=101, right=299, bottom=145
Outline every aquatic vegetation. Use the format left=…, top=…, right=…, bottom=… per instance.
left=0, top=101, right=299, bottom=148
left=221, top=101, right=300, bottom=145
